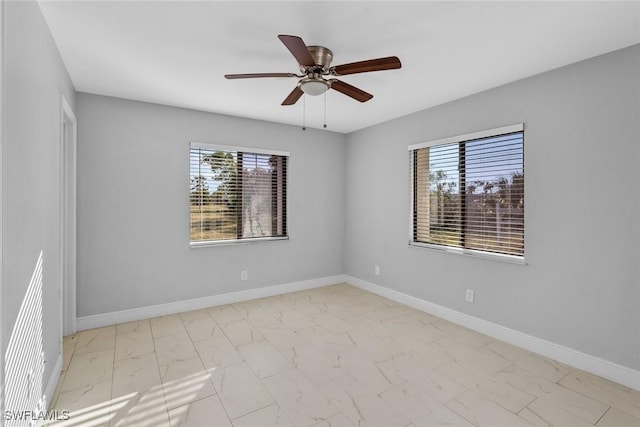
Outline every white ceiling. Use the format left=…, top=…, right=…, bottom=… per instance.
left=39, top=1, right=640, bottom=133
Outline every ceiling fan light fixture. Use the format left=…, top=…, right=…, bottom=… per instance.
left=299, top=77, right=330, bottom=96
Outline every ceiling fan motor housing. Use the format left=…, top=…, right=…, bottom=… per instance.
left=297, top=46, right=334, bottom=96
left=304, top=46, right=333, bottom=73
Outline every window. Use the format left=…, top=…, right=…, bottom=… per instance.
left=190, top=142, right=288, bottom=246
left=409, top=124, right=524, bottom=261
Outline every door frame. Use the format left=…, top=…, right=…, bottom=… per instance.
left=60, top=95, right=77, bottom=338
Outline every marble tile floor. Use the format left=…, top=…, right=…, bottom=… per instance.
left=47, top=283, right=640, bottom=427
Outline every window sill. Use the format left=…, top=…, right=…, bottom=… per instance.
left=409, top=241, right=526, bottom=265
left=191, top=236, right=289, bottom=248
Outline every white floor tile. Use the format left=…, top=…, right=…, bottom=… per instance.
left=54, top=284, right=636, bottom=427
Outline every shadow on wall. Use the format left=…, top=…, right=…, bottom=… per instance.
left=4, top=251, right=45, bottom=426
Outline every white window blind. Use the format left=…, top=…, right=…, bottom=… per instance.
left=409, top=125, right=524, bottom=259
left=190, top=143, right=288, bottom=245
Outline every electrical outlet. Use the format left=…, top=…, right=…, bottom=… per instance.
left=465, top=289, right=474, bottom=303
left=374, top=265, right=380, bottom=275
left=241, top=270, right=248, bottom=281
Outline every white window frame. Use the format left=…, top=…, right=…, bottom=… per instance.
left=408, top=124, right=525, bottom=264
left=189, top=141, right=289, bottom=247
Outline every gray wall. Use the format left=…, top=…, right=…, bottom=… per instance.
left=3, top=1, right=76, bottom=386
left=76, top=94, right=346, bottom=316
left=344, top=45, right=640, bottom=370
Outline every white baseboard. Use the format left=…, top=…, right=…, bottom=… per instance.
left=345, top=275, right=640, bottom=391
left=76, top=274, right=348, bottom=331
left=44, top=354, right=62, bottom=410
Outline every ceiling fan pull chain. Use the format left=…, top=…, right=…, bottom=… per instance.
left=302, top=94, right=306, bottom=131
left=323, top=91, right=327, bottom=129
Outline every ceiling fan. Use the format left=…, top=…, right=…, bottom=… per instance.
left=225, top=35, right=402, bottom=105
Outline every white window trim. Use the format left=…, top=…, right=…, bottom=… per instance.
left=409, top=241, right=526, bottom=264
left=190, top=236, right=289, bottom=249
left=408, top=124, right=525, bottom=264
left=189, top=141, right=290, bottom=247
left=408, top=123, right=524, bottom=151
left=191, top=141, right=289, bottom=157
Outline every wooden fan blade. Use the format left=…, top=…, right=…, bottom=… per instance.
left=330, top=80, right=373, bottom=103
left=332, top=56, right=401, bottom=76
left=225, top=73, right=297, bottom=79
left=282, top=86, right=304, bottom=106
left=278, top=35, right=315, bottom=67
